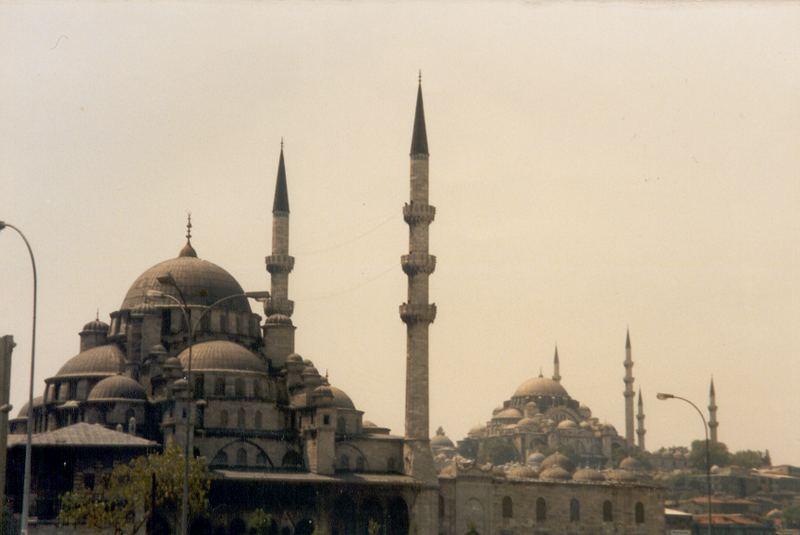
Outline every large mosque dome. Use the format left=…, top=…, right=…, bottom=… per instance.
left=512, top=375, right=569, bottom=399
left=119, top=241, right=250, bottom=314
left=56, top=344, right=125, bottom=377
left=178, top=341, right=266, bottom=374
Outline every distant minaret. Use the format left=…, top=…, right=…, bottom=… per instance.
left=637, top=387, right=646, bottom=451
left=400, top=76, right=437, bottom=485
left=624, top=328, right=635, bottom=448
left=552, top=345, right=561, bottom=383
left=708, top=377, right=719, bottom=444
left=263, top=142, right=296, bottom=368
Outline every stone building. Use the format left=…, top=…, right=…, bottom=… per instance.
left=5, top=80, right=665, bottom=535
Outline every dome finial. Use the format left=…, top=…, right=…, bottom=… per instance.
left=538, top=366, right=543, bottom=378
left=96, top=308, right=99, bottom=321
left=179, top=212, right=198, bottom=258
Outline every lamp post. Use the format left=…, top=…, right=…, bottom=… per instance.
left=146, top=276, right=267, bottom=535
left=657, top=392, right=713, bottom=535
left=0, top=221, right=38, bottom=535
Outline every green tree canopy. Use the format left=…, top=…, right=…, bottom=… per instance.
left=688, top=440, right=730, bottom=470
left=479, top=439, right=519, bottom=465
left=729, top=449, right=769, bottom=469
left=59, top=447, right=211, bottom=534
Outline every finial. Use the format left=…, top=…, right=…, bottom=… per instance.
left=179, top=212, right=198, bottom=258
left=280, top=137, right=284, bottom=151
left=418, top=69, right=422, bottom=84
left=625, top=327, right=631, bottom=349
left=95, top=308, right=99, bottom=321
left=538, top=367, right=543, bottom=378
left=554, top=344, right=559, bottom=361
left=186, top=212, right=192, bottom=243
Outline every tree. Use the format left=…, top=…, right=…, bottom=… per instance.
left=688, top=440, right=730, bottom=471
left=59, top=447, right=211, bottom=534
left=729, top=450, right=768, bottom=469
left=479, top=439, right=518, bottom=465
left=251, top=509, right=274, bottom=535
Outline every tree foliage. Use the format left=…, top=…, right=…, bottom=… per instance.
left=58, top=447, right=211, bottom=534
left=729, top=449, right=769, bottom=469
left=688, top=440, right=730, bottom=470
left=479, top=439, right=519, bottom=465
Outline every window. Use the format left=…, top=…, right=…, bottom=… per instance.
left=212, top=451, right=228, bottom=466
left=535, top=497, right=546, bottom=522
left=237, top=408, right=246, bottom=428
left=340, top=455, right=350, bottom=471
left=602, top=500, right=613, bottom=522
left=256, top=452, right=268, bottom=466
left=254, top=411, right=263, bottom=429
left=236, top=448, right=247, bottom=466
left=220, top=410, right=229, bottom=427
left=194, top=375, right=204, bottom=399
left=635, top=502, right=645, bottom=524
left=235, top=378, right=245, bottom=398
left=253, top=380, right=263, bottom=399
left=214, top=378, right=225, bottom=396
left=502, top=496, right=513, bottom=519
left=569, top=499, right=580, bottom=522
left=323, top=415, right=330, bottom=425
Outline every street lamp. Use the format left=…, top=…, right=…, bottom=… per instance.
left=146, top=276, right=268, bottom=535
left=657, top=392, right=713, bottom=535
left=0, top=221, right=38, bottom=535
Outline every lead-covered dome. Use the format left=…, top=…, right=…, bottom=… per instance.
left=513, top=376, right=569, bottom=398
left=120, top=243, right=250, bottom=314
left=178, top=341, right=266, bottom=374
left=57, top=345, right=125, bottom=377
left=88, top=375, right=147, bottom=401
left=329, top=386, right=355, bottom=410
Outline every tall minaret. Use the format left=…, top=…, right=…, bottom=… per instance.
left=624, top=328, right=635, bottom=448
left=636, top=387, right=646, bottom=451
left=400, top=77, right=437, bottom=486
left=552, top=345, right=561, bottom=383
left=263, top=142, right=296, bottom=368
left=708, top=377, right=719, bottom=444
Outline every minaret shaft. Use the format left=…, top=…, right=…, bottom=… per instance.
left=624, top=330, right=635, bottom=449
left=637, top=389, right=646, bottom=451
left=708, top=379, right=719, bottom=444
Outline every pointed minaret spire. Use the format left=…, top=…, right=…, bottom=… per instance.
left=552, top=344, right=561, bottom=383
left=401, top=75, right=437, bottom=488
left=264, top=141, right=296, bottom=368
left=410, top=78, right=429, bottom=157
left=624, top=328, right=635, bottom=449
left=179, top=212, right=197, bottom=258
left=637, top=387, right=646, bottom=451
left=708, top=376, right=719, bottom=444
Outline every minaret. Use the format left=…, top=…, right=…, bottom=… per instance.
left=263, top=142, right=296, bottom=368
left=624, top=328, right=635, bottom=448
left=636, top=387, right=646, bottom=451
left=400, top=76, right=437, bottom=486
left=552, top=345, right=561, bottom=383
left=708, top=377, right=718, bottom=444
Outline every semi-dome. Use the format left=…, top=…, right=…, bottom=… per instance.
left=178, top=341, right=266, bottom=374
left=88, top=375, right=147, bottom=401
left=329, top=386, right=355, bottom=410
left=120, top=245, right=250, bottom=314
left=493, top=407, right=522, bottom=420
left=513, top=376, right=569, bottom=398
left=57, top=345, right=125, bottom=377
left=557, top=419, right=577, bottom=429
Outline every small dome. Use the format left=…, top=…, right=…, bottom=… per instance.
left=557, top=419, right=577, bottom=429
left=120, top=252, right=250, bottom=313
left=178, top=341, right=266, bottom=374
left=311, top=385, right=334, bottom=406
left=573, top=467, right=606, bottom=481
left=619, top=456, right=644, bottom=471
left=88, top=375, right=147, bottom=401
left=517, top=417, right=537, bottom=428
left=493, top=408, right=522, bottom=420
left=607, top=469, right=637, bottom=482
left=513, top=376, right=569, bottom=399
left=363, top=420, right=378, bottom=428
left=15, top=395, right=44, bottom=418
left=329, top=386, right=355, bottom=409
left=286, top=353, right=303, bottom=363
left=492, top=406, right=505, bottom=415
left=163, top=356, right=182, bottom=368
left=541, top=451, right=575, bottom=472
left=507, top=464, right=538, bottom=479
left=57, top=345, right=125, bottom=377
left=526, top=451, right=545, bottom=465
left=148, top=344, right=168, bottom=357
left=431, top=427, right=455, bottom=448
left=491, top=466, right=506, bottom=478
left=540, top=466, right=571, bottom=480
left=81, top=318, right=109, bottom=333
left=468, top=424, right=486, bottom=437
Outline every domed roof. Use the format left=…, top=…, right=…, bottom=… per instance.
left=468, top=423, right=486, bottom=437
left=573, top=467, right=606, bottom=481
left=57, top=344, right=125, bottom=377
left=329, top=386, right=355, bottom=410
left=527, top=451, right=545, bottom=465
left=517, top=417, right=537, bottom=428
left=557, top=419, right=577, bottom=429
left=507, top=464, right=538, bottom=479
left=541, top=451, right=575, bottom=472
left=88, top=375, right=147, bottom=401
left=513, top=376, right=569, bottom=398
left=81, top=317, right=109, bottom=333
left=619, top=456, right=645, bottom=471
left=15, top=395, right=44, bottom=418
left=493, top=407, right=522, bottom=420
left=120, top=246, right=250, bottom=314
left=540, top=466, right=571, bottom=480
left=607, top=468, right=637, bottom=482
left=178, top=341, right=266, bottom=374
left=431, top=427, right=455, bottom=448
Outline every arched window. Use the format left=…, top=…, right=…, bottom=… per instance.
left=569, top=498, right=580, bottom=522
left=535, top=497, right=546, bottom=522
left=253, top=380, right=263, bottom=399
left=219, top=410, right=228, bottom=427
left=254, top=410, right=263, bottom=429
left=235, top=378, right=245, bottom=398
left=602, top=500, right=613, bottom=522
left=502, top=496, right=513, bottom=519
left=237, top=408, right=246, bottom=428
left=236, top=448, right=247, bottom=466
left=212, top=451, right=228, bottom=466
left=214, top=378, right=225, bottom=396
left=635, top=502, right=645, bottom=524
left=340, top=455, right=350, bottom=471
left=256, top=451, right=268, bottom=466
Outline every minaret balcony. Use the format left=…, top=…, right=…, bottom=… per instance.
left=401, top=253, right=436, bottom=275
left=265, top=297, right=294, bottom=317
left=403, top=203, right=436, bottom=224
left=399, top=303, right=437, bottom=324
left=265, top=254, right=295, bottom=274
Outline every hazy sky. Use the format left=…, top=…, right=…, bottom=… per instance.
left=2, top=1, right=799, bottom=465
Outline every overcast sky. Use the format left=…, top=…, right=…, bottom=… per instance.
left=2, top=1, right=799, bottom=465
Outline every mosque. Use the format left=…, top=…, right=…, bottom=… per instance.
left=5, top=81, right=666, bottom=535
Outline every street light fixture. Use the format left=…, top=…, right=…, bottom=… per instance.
left=657, top=392, right=713, bottom=535
left=0, top=221, right=38, bottom=535
left=146, top=277, right=268, bottom=535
